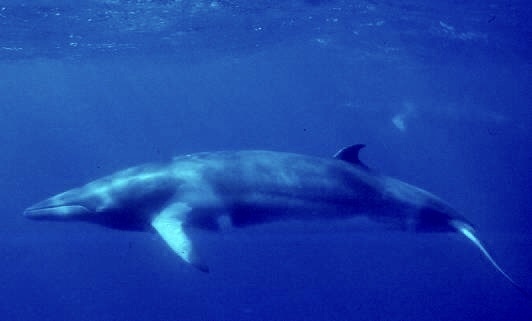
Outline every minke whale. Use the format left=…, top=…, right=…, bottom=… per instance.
left=24, top=145, right=526, bottom=294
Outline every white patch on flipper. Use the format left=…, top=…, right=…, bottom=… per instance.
left=151, top=202, right=209, bottom=272
left=451, top=220, right=529, bottom=296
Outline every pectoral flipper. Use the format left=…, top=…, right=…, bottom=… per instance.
left=151, top=202, right=209, bottom=273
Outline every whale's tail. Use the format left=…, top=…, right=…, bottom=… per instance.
left=450, top=220, right=529, bottom=298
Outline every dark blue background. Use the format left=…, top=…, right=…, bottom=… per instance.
left=1, top=1, right=530, bottom=320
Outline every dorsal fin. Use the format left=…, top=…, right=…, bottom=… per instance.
left=333, top=144, right=370, bottom=170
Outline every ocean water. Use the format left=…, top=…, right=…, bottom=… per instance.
left=1, top=1, right=531, bottom=320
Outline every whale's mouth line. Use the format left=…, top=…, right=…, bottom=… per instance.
left=24, top=205, right=66, bottom=213
left=24, top=205, right=92, bottom=217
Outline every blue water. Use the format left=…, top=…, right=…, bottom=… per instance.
left=1, top=1, right=531, bottom=320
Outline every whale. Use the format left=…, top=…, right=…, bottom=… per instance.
left=24, top=145, right=526, bottom=294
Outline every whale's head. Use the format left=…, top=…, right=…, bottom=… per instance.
left=24, top=167, right=178, bottom=230
left=24, top=187, right=100, bottom=221
left=23, top=182, right=158, bottom=230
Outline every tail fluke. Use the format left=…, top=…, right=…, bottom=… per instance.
left=450, top=220, right=529, bottom=298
